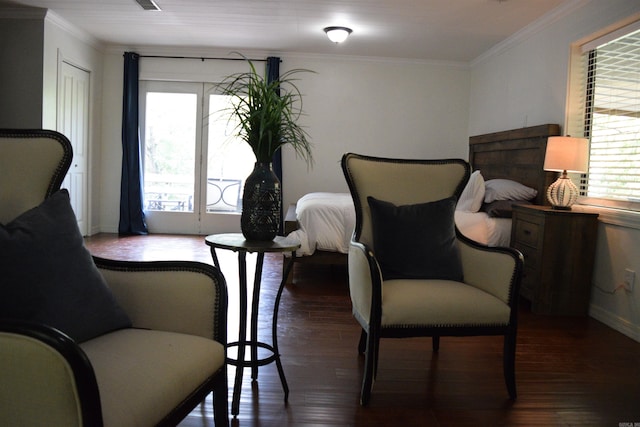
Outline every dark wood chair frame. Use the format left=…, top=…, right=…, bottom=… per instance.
left=341, top=152, right=523, bottom=405
left=0, top=128, right=229, bottom=426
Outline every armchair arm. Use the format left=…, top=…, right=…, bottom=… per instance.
left=94, top=258, right=227, bottom=344
left=348, top=241, right=382, bottom=329
left=456, top=232, right=523, bottom=307
left=0, top=321, right=102, bottom=427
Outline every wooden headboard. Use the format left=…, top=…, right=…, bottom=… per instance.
left=469, top=124, right=560, bottom=206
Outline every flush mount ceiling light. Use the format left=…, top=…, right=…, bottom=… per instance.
left=324, top=26, right=352, bottom=43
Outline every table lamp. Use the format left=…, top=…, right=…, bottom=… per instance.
left=543, top=136, right=589, bottom=210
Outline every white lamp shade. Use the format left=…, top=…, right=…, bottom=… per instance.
left=544, top=136, right=589, bottom=173
left=324, top=27, right=352, bottom=43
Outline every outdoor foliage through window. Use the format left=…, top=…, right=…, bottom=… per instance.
left=144, top=92, right=196, bottom=212
left=142, top=85, right=255, bottom=215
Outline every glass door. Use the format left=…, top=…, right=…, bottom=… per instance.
left=140, top=81, right=255, bottom=234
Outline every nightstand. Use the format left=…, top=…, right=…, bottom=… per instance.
left=511, top=204, right=599, bottom=315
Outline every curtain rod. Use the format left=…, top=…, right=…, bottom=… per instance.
left=138, top=55, right=272, bottom=62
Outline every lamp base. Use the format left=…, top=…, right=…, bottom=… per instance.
left=546, top=172, right=579, bottom=210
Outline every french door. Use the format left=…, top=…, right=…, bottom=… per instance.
left=139, top=81, right=255, bottom=234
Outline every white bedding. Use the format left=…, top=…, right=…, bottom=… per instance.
left=286, top=192, right=356, bottom=256
left=286, top=192, right=512, bottom=257
left=454, top=211, right=512, bottom=247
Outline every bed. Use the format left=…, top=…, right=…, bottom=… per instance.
left=455, top=123, right=560, bottom=245
left=284, top=123, right=560, bottom=282
left=283, top=193, right=353, bottom=283
left=285, top=192, right=354, bottom=257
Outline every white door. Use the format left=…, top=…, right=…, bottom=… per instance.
left=58, top=61, right=90, bottom=236
left=140, top=81, right=254, bottom=235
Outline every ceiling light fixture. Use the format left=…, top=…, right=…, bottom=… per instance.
left=324, top=26, right=352, bottom=43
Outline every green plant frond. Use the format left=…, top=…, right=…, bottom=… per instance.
left=213, top=57, right=314, bottom=165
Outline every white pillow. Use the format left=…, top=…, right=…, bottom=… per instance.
left=484, top=179, right=537, bottom=203
left=456, top=170, right=485, bottom=212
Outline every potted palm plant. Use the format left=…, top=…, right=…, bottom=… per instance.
left=217, top=56, right=314, bottom=241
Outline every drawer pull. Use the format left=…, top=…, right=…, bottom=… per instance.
left=523, top=230, right=531, bottom=235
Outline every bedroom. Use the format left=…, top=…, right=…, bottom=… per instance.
left=0, top=0, right=639, bottom=346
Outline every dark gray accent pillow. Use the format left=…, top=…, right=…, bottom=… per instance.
left=367, top=196, right=463, bottom=281
left=0, top=190, right=131, bottom=343
left=481, top=200, right=532, bottom=218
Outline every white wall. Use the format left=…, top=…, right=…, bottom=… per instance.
left=468, top=0, right=640, bottom=341
left=42, top=13, right=104, bottom=235
left=469, top=0, right=640, bottom=136
left=98, top=50, right=470, bottom=231
left=99, top=52, right=124, bottom=234
left=590, top=214, right=640, bottom=341
left=281, top=55, right=470, bottom=208
left=0, top=7, right=104, bottom=234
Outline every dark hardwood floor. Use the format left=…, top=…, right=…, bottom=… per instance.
left=84, top=233, right=640, bottom=427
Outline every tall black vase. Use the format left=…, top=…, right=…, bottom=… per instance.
left=241, top=162, right=281, bottom=241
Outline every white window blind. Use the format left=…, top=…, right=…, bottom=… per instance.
left=582, top=27, right=640, bottom=208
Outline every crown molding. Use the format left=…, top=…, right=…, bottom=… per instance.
left=44, top=9, right=103, bottom=50
left=0, top=5, right=102, bottom=50
left=470, top=0, right=591, bottom=67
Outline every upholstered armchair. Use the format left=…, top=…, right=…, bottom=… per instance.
left=341, top=153, right=523, bottom=405
left=0, top=129, right=229, bottom=426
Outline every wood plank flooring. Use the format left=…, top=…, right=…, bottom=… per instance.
left=84, top=233, right=640, bottom=427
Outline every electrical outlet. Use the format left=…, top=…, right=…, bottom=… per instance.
left=623, top=269, right=635, bottom=292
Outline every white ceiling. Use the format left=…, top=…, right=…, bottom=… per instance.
left=1, top=0, right=573, bottom=62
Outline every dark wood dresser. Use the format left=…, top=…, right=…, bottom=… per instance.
left=511, top=204, right=599, bottom=315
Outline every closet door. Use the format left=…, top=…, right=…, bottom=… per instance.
left=59, top=60, right=90, bottom=235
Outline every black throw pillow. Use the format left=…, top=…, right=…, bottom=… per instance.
left=0, top=189, right=131, bottom=343
left=481, top=199, right=531, bottom=218
left=368, top=196, right=463, bottom=281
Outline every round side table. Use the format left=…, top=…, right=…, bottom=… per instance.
left=205, top=233, right=299, bottom=416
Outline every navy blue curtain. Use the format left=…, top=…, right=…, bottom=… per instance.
left=118, top=52, right=148, bottom=235
left=266, top=56, right=284, bottom=232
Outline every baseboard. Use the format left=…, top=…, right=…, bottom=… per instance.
left=589, top=304, right=640, bottom=343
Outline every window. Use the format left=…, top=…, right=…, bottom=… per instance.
left=570, top=21, right=640, bottom=211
